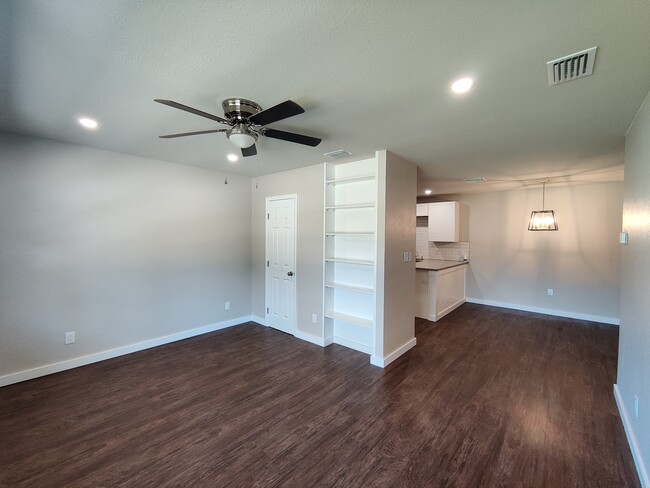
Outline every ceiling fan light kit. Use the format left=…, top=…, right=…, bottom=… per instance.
left=154, top=97, right=321, bottom=157
left=227, top=124, right=257, bottom=148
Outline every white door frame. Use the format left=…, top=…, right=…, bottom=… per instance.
left=265, top=194, right=298, bottom=335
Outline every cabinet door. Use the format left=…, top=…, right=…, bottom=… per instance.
left=416, top=204, right=429, bottom=216
left=428, top=202, right=459, bottom=242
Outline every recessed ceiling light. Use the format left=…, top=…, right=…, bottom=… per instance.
left=227, top=153, right=239, bottom=162
left=424, top=189, right=432, bottom=195
left=450, top=77, right=474, bottom=94
left=78, top=117, right=99, bottom=129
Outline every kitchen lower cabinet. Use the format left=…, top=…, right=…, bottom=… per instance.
left=415, top=264, right=467, bottom=321
left=415, top=270, right=430, bottom=319
left=429, top=264, right=467, bottom=321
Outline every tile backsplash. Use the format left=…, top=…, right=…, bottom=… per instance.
left=416, top=219, right=470, bottom=261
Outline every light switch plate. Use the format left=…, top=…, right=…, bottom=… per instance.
left=619, top=231, right=629, bottom=245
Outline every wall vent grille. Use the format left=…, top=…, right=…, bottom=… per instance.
left=546, top=47, right=597, bottom=86
left=324, top=149, right=352, bottom=159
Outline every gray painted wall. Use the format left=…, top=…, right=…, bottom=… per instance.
left=618, top=91, right=650, bottom=485
left=377, top=151, right=417, bottom=357
left=251, top=164, right=324, bottom=338
left=446, top=182, right=623, bottom=323
left=0, top=132, right=252, bottom=377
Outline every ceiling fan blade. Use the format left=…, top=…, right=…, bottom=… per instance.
left=262, top=128, right=322, bottom=147
left=159, top=128, right=227, bottom=139
left=154, top=99, right=231, bottom=125
left=241, top=144, right=257, bottom=157
left=248, top=100, right=305, bottom=126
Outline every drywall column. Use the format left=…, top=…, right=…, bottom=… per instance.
left=373, top=150, right=417, bottom=366
left=616, top=90, right=650, bottom=487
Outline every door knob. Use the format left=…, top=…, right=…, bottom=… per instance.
left=287, top=271, right=294, bottom=276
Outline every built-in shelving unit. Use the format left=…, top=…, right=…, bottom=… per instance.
left=323, top=157, right=378, bottom=355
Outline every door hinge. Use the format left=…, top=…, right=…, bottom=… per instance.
left=266, top=307, right=269, bottom=314
left=267, top=213, right=270, bottom=220
left=267, top=260, right=269, bottom=267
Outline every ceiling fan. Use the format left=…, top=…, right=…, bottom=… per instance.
left=154, top=97, right=322, bottom=157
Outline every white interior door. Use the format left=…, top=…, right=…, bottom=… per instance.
left=266, top=196, right=296, bottom=335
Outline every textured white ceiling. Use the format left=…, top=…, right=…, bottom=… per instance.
left=1, top=0, right=649, bottom=195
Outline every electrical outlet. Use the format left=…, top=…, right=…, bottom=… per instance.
left=225, top=301, right=231, bottom=311
left=547, top=288, right=554, bottom=296
left=64, top=331, right=75, bottom=344
left=312, top=313, right=317, bottom=324
left=403, top=252, right=409, bottom=263
left=635, top=395, right=639, bottom=418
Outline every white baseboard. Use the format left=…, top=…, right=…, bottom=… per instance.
left=294, top=329, right=328, bottom=347
left=614, top=384, right=649, bottom=488
left=0, top=316, right=253, bottom=388
left=252, top=317, right=326, bottom=347
left=250, top=315, right=267, bottom=326
left=333, top=336, right=373, bottom=355
left=465, top=297, right=620, bottom=325
left=370, top=337, right=417, bottom=368
left=324, top=336, right=334, bottom=346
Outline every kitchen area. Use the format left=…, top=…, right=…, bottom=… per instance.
left=416, top=201, right=470, bottom=322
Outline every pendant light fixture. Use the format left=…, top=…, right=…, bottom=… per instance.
left=528, top=180, right=558, bottom=231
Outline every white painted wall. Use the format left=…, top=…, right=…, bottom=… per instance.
left=375, top=151, right=417, bottom=363
left=0, top=132, right=252, bottom=380
left=251, top=164, right=324, bottom=339
left=616, top=91, right=650, bottom=488
left=446, top=182, right=623, bottom=324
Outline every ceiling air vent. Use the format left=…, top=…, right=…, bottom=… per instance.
left=546, top=47, right=597, bottom=86
left=324, top=149, right=352, bottom=159
left=465, top=177, right=487, bottom=183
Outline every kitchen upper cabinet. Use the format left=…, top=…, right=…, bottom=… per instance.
left=427, top=202, right=469, bottom=242
left=416, top=203, right=429, bottom=216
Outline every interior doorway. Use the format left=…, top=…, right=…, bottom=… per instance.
left=265, top=195, right=297, bottom=335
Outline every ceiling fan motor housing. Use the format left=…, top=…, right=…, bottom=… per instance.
left=222, top=98, right=261, bottom=122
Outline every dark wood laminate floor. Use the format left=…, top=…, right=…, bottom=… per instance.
left=0, top=304, right=640, bottom=487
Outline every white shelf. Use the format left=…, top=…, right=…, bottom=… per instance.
left=325, top=174, right=375, bottom=185
left=325, top=282, right=374, bottom=294
left=325, top=203, right=375, bottom=210
left=323, top=158, right=378, bottom=356
left=325, top=257, right=374, bottom=266
left=323, top=311, right=373, bottom=328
